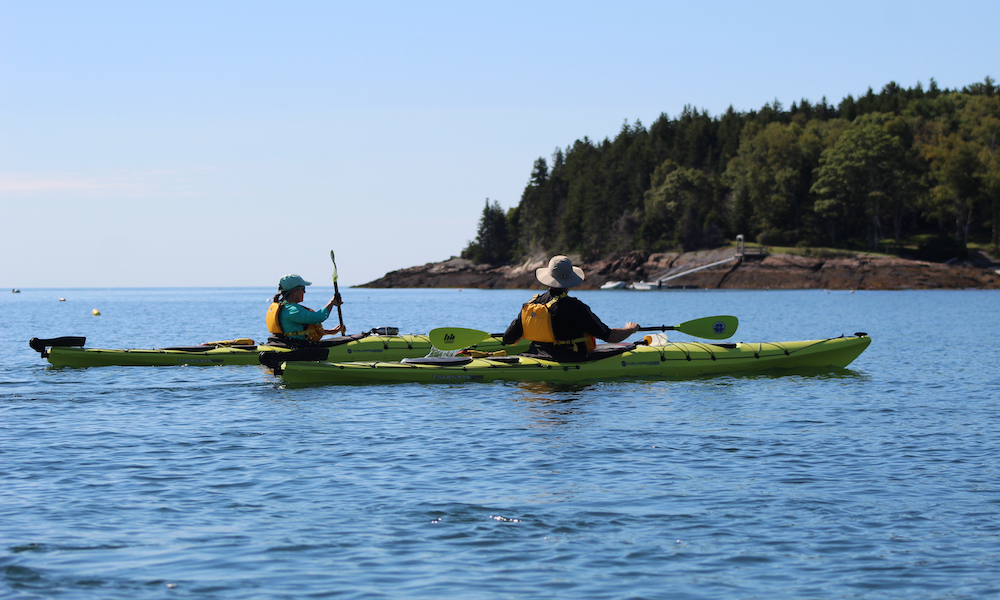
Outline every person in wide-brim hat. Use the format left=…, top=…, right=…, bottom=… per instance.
left=534, top=255, right=586, bottom=288
left=502, top=255, right=638, bottom=361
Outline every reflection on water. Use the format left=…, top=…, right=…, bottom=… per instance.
left=512, top=380, right=594, bottom=398
left=507, top=381, right=595, bottom=427
left=713, top=367, right=873, bottom=383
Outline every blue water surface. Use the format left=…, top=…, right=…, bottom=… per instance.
left=2, top=287, right=999, bottom=599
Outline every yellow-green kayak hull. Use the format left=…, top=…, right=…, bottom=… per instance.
left=34, top=334, right=529, bottom=368
left=274, top=335, right=872, bottom=386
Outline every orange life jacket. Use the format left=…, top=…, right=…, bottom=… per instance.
left=520, top=293, right=596, bottom=352
left=266, top=302, right=325, bottom=342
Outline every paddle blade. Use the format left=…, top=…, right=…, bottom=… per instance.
left=676, top=315, right=738, bottom=339
left=330, top=250, right=338, bottom=283
left=429, top=327, right=490, bottom=350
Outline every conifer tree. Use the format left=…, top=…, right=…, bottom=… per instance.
left=462, top=199, right=511, bottom=265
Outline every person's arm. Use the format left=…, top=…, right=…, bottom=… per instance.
left=575, top=300, right=637, bottom=342
left=501, top=316, right=523, bottom=346
left=283, top=303, right=331, bottom=325
left=604, top=322, right=640, bottom=343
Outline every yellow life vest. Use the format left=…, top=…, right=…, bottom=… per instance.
left=520, top=293, right=596, bottom=352
left=266, top=302, right=325, bottom=342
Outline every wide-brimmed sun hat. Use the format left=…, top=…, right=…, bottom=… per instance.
left=279, top=274, right=312, bottom=293
left=535, top=255, right=585, bottom=288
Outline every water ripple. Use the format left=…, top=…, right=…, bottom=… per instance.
left=3, top=289, right=1000, bottom=598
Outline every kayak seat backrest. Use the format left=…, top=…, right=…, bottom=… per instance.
left=401, top=356, right=473, bottom=366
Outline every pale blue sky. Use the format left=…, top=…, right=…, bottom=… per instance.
left=2, top=1, right=997, bottom=287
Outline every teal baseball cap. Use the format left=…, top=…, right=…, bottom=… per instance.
left=278, top=274, right=312, bottom=293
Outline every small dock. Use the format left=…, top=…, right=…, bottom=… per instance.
left=607, top=235, right=768, bottom=290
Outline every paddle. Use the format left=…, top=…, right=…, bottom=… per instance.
left=429, top=315, right=738, bottom=350
left=638, top=315, right=738, bottom=340
left=428, top=327, right=501, bottom=351
left=330, top=250, right=346, bottom=336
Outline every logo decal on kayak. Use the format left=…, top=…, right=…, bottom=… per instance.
left=713, top=321, right=726, bottom=334
left=445, top=334, right=455, bottom=343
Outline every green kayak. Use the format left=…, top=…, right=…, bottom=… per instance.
left=30, top=332, right=529, bottom=368
left=268, top=334, right=871, bottom=386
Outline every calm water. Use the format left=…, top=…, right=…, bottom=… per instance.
left=2, top=287, right=999, bottom=599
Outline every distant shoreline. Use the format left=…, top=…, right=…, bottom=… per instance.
left=356, top=248, right=1000, bottom=290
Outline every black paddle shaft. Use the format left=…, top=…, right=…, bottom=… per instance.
left=333, top=281, right=346, bottom=336
left=637, top=325, right=677, bottom=332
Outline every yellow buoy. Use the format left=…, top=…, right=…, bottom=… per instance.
left=92, top=309, right=101, bottom=316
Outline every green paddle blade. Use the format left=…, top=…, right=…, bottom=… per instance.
left=330, top=250, right=338, bottom=283
left=676, top=315, right=738, bottom=339
left=429, top=327, right=491, bottom=350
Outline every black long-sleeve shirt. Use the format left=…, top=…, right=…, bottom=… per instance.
left=502, top=290, right=612, bottom=361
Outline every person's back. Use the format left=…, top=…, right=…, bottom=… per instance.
left=502, top=256, right=638, bottom=361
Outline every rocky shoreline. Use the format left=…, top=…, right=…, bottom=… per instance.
left=356, top=248, right=1000, bottom=290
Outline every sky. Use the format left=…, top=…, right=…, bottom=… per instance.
left=2, top=0, right=997, bottom=288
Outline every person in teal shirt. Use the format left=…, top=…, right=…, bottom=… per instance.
left=266, top=274, right=343, bottom=344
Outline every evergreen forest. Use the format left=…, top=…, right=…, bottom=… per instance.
left=462, top=78, right=1000, bottom=265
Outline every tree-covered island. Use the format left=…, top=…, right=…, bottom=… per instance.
left=361, top=78, right=1000, bottom=290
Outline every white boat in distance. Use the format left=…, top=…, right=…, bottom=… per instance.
left=600, top=281, right=627, bottom=290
